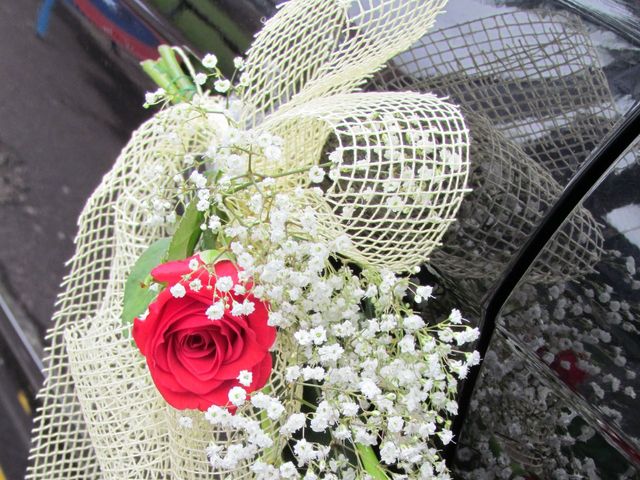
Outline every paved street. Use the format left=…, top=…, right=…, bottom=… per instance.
left=0, top=1, right=151, bottom=477
left=0, top=1, right=150, bottom=334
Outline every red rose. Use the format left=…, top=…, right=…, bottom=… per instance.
left=132, top=255, right=276, bottom=411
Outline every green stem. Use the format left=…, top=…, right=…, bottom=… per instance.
left=259, top=384, right=272, bottom=432
left=158, top=45, right=195, bottom=101
left=356, top=444, right=389, bottom=480
left=141, top=59, right=173, bottom=94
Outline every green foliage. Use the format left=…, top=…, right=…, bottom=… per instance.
left=356, top=444, right=390, bottom=480
left=167, top=199, right=204, bottom=261
left=121, top=237, right=171, bottom=325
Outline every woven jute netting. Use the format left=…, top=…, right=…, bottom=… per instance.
left=372, top=10, right=619, bottom=181
left=27, top=1, right=472, bottom=479
left=431, top=113, right=602, bottom=283
left=371, top=10, right=608, bottom=283
left=263, top=92, right=469, bottom=271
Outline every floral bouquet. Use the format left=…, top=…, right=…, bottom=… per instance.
left=27, top=1, right=480, bottom=479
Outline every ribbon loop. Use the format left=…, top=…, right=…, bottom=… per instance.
left=241, top=0, right=448, bottom=127
left=263, top=91, right=470, bottom=271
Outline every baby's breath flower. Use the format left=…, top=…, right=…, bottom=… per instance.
left=415, top=285, right=433, bottom=303
left=202, top=53, right=218, bottom=69
left=144, top=88, right=165, bottom=105
left=206, top=301, right=225, bottom=320
left=216, top=276, right=233, bottom=292
left=169, top=284, right=186, bottom=298
left=237, top=370, right=252, bottom=387
left=308, top=166, right=325, bottom=183
left=178, top=416, right=193, bottom=428
left=228, top=386, right=247, bottom=406
left=194, top=72, right=207, bottom=85
left=233, top=56, right=245, bottom=70
left=214, top=79, right=231, bottom=93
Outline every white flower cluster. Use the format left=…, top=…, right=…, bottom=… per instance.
left=140, top=54, right=480, bottom=479
left=229, top=205, right=479, bottom=478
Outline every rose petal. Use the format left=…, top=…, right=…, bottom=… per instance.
left=249, top=353, right=273, bottom=391
left=215, top=330, right=267, bottom=380
left=200, top=379, right=240, bottom=409
left=151, top=254, right=202, bottom=284
left=244, top=298, right=276, bottom=349
left=133, top=289, right=200, bottom=355
left=213, top=260, right=241, bottom=285
left=166, top=338, right=225, bottom=395
left=134, top=256, right=276, bottom=412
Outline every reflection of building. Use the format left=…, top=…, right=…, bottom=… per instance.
left=373, top=11, right=610, bottom=284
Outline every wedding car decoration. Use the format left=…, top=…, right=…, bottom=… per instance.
left=27, top=1, right=479, bottom=479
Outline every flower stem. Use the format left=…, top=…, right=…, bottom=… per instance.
left=355, top=444, right=389, bottom=480
left=158, top=45, right=196, bottom=102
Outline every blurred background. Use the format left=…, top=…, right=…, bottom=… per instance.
left=1, top=0, right=639, bottom=479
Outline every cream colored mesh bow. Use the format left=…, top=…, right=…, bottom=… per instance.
left=27, top=1, right=471, bottom=479
left=372, top=9, right=607, bottom=284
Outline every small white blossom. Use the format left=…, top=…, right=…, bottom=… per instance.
left=308, top=166, right=325, bottom=183
left=285, top=366, right=301, bottom=382
left=237, top=370, right=252, bottom=387
left=228, top=386, right=247, bottom=406
left=194, top=72, right=207, bottom=85
left=208, top=215, right=222, bottom=231
left=280, top=462, right=298, bottom=479
left=202, top=53, right=218, bottom=69
left=438, top=429, right=454, bottom=445
left=233, top=56, right=245, bottom=70
left=449, top=308, right=463, bottom=324
left=170, top=284, right=186, bottom=298
left=387, top=416, right=404, bottom=433
left=189, top=170, right=207, bottom=189
left=359, top=378, right=381, bottom=399
left=415, top=285, right=433, bottom=303
left=214, top=79, right=231, bottom=93
left=206, top=301, right=225, bottom=320
left=178, top=416, right=193, bottom=428
left=281, top=413, right=306, bottom=436
left=216, top=276, right=233, bottom=292
left=231, top=299, right=255, bottom=316
left=310, top=326, right=327, bottom=345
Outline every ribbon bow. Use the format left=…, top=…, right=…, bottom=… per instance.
left=27, top=1, right=471, bottom=478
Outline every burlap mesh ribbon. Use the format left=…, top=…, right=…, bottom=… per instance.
left=371, top=10, right=608, bottom=283
left=27, top=1, right=472, bottom=478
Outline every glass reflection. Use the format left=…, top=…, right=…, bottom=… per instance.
left=493, top=139, right=640, bottom=455
left=372, top=6, right=638, bottom=292
left=454, top=334, right=639, bottom=479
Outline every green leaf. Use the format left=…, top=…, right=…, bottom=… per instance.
left=201, top=229, right=218, bottom=250
left=489, top=435, right=502, bottom=457
left=167, top=199, right=204, bottom=261
left=121, top=237, right=171, bottom=325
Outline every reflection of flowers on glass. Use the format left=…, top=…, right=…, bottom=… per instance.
left=545, top=349, right=588, bottom=390
left=133, top=256, right=275, bottom=411
left=500, top=252, right=640, bottom=430
left=455, top=341, right=638, bottom=479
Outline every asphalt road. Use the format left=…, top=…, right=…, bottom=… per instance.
left=0, top=1, right=150, bottom=335
left=0, top=1, right=151, bottom=478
